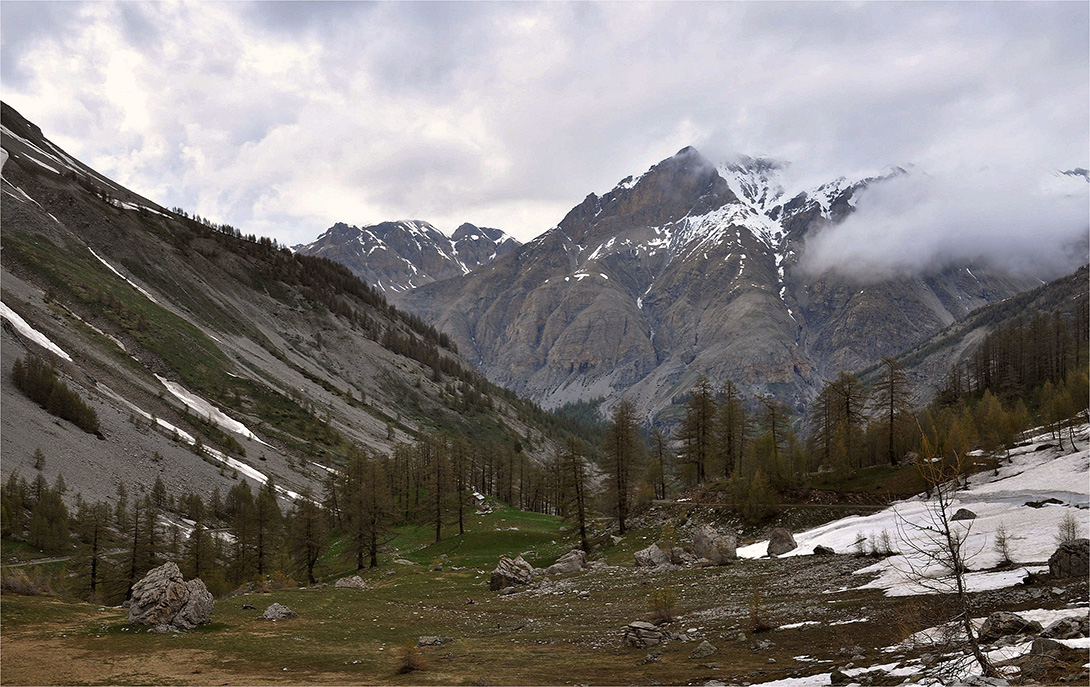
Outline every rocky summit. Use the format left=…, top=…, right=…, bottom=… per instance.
left=399, top=147, right=1036, bottom=419
left=295, top=220, right=519, bottom=296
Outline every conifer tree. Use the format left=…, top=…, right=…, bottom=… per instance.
left=602, top=399, right=643, bottom=535
left=873, top=357, right=912, bottom=465
left=288, top=488, right=327, bottom=584
left=28, top=484, right=69, bottom=554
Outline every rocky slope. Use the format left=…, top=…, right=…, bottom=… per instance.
left=861, top=265, right=1090, bottom=404
left=295, top=220, right=519, bottom=296
left=0, top=102, right=558, bottom=506
left=400, top=147, right=1037, bottom=420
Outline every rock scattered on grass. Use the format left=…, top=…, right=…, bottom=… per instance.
left=262, top=603, right=298, bottom=620
left=490, top=555, right=534, bottom=591
left=334, top=575, right=368, bottom=589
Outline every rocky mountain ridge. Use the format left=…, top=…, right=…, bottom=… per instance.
left=295, top=219, right=519, bottom=295
left=398, top=146, right=1037, bottom=420
left=0, top=102, right=562, bottom=506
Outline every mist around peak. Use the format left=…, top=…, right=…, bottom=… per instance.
left=798, top=164, right=1090, bottom=283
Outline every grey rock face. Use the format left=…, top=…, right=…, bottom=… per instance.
left=978, top=611, right=1042, bottom=643
left=490, top=555, right=534, bottom=591
left=173, top=579, right=214, bottom=630
left=127, top=562, right=213, bottom=630
left=545, top=549, right=587, bottom=575
left=767, top=528, right=797, bottom=556
left=1048, top=538, right=1089, bottom=579
left=633, top=544, right=671, bottom=568
left=334, top=575, right=368, bottom=589
left=692, top=524, right=736, bottom=565
left=262, top=603, right=298, bottom=620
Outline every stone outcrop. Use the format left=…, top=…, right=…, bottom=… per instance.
left=127, top=562, right=213, bottom=630
left=767, top=528, right=797, bottom=556
left=1040, top=616, right=1089, bottom=640
left=490, top=555, right=534, bottom=591
left=692, top=525, right=736, bottom=565
left=334, top=575, right=368, bottom=589
left=545, top=549, right=587, bottom=575
left=1048, top=538, right=1089, bottom=579
left=262, top=603, right=298, bottom=620
left=623, top=621, right=663, bottom=648
left=978, top=611, right=1042, bottom=643
left=633, top=544, right=671, bottom=568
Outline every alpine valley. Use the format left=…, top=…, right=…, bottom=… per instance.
left=307, top=147, right=1045, bottom=421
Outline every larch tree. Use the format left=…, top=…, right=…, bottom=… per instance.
left=602, top=398, right=644, bottom=535
left=872, top=357, right=913, bottom=465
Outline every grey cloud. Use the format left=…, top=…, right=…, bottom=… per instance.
left=1, top=1, right=1085, bottom=266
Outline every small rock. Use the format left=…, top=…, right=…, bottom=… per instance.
left=623, top=620, right=663, bottom=649
left=951, top=508, right=977, bottom=521
left=830, top=668, right=852, bottom=685
left=417, top=636, right=452, bottom=647
left=262, top=603, right=297, bottom=620
left=545, top=549, right=587, bottom=575
left=639, top=648, right=662, bottom=664
left=634, top=544, right=671, bottom=568
left=767, top=527, right=798, bottom=556
left=690, top=640, right=717, bottom=660
left=334, top=575, right=368, bottom=589
left=392, top=558, right=416, bottom=566
left=767, top=657, right=776, bottom=664
left=813, top=545, right=835, bottom=556
left=242, top=603, right=256, bottom=610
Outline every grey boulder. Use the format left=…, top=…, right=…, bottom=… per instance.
left=545, top=549, right=587, bottom=575
left=490, top=555, right=534, bottom=591
left=128, top=562, right=213, bottom=630
left=692, top=525, right=737, bottom=565
left=767, top=528, right=797, bottom=557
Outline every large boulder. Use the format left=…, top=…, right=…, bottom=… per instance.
left=172, top=579, right=214, bottom=630
left=545, top=549, right=587, bottom=575
left=1048, top=538, right=1089, bottom=579
left=978, top=611, right=1043, bottom=643
left=623, top=620, right=663, bottom=648
left=692, top=525, right=736, bottom=565
left=767, top=528, right=798, bottom=557
left=633, top=544, right=671, bottom=568
left=490, top=555, right=534, bottom=591
left=128, top=562, right=213, bottom=630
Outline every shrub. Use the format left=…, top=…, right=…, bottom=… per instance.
left=0, top=568, right=56, bottom=596
left=647, top=586, right=678, bottom=625
left=1057, top=511, right=1081, bottom=545
left=396, top=642, right=426, bottom=674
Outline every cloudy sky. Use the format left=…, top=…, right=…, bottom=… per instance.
left=2, top=1, right=1087, bottom=276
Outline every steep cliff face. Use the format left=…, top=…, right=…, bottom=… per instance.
left=295, top=220, right=519, bottom=295
left=401, top=147, right=1036, bottom=419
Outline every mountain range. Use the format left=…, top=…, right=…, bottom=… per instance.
left=296, top=220, right=519, bottom=295
left=373, top=147, right=1040, bottom=420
